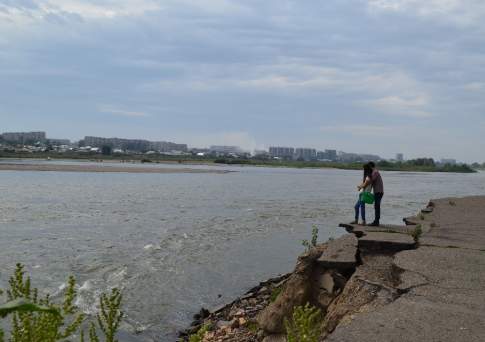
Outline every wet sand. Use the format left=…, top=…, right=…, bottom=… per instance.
left=0, top=163, right=231, bottom=174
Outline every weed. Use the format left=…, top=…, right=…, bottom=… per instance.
left=449, top=200, right=456, bottom=206
left=302, top=226, right=319, bottom=251
left=0, top=263, right=122, bottom=342
left=284, top=303, right=322, bottom=342
left=411, top=224, right=423, bottom=243
left=246, top=321, right=259, bottom=333
left=189, top=323, right=211, bottom=342
left=270, top=287, right=282, bottom=302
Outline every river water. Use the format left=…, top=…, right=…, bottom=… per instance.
left=0, top=161, right=484, bottom=341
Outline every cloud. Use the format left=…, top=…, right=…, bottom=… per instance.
left=364, top=95, right=433, bottom=118
left=320, top=124, right=398, bottom=137
left=99, top=106, right=149, bottom=118
left=367, top=0, right=485, bottom=27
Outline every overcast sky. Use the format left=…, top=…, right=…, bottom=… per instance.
left=1, top=0, right=485, bottom=161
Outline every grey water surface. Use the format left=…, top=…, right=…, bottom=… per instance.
left=1, top=162, right=484, bottom=341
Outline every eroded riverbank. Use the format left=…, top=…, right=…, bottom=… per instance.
left=183, top=196, right=485, bottom=342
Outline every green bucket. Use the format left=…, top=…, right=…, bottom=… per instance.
left=360, top=191, right=375, bottom=204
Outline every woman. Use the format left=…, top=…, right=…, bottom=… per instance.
left=351, top=163, right=373, bottom=225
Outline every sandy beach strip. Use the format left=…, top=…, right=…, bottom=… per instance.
left=0, top=163, right=231, bottom=174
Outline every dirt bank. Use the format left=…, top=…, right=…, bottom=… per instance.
left=0, top=163, right=231, bottom=174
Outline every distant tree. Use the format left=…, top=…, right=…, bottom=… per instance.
left=377, top=160, right=391, bottom=167
left=408, top=158, right=435, bottom=167
left=101, top=145, right=112, bottom=155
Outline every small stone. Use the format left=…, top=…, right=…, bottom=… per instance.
left=238, top=317, right=247, bottom=326
left=230, top=319, right=240, bottom=329
left=234, top=309, right=245, bottom=317
left=216, top=320, right=232, bottom=329
left=259, top=286, right=269, bottom=294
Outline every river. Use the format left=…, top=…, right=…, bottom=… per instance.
left=0, top=160, right=484, bottom=341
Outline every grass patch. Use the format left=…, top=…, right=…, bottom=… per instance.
left=189, top=323, right=212, bottom=342
left=411, top=224, right=423, bottom=243
left=285, top=303, right=322, bottom=342
left=270, top=287, right=283, bottom=302
left=246, top=321, right=259, bottom=333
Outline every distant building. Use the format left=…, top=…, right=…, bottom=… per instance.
left=253, top=149, right=269, bottom=158
left=317, top=149, right=337, bottom=161
left=294, top=148, right=317, bottom=161
left=83, top=136, right=187, bottom=153
left=48, top=139, right=71, bottom=146
left=151, top=141, right=188, bottom=153
left=269, top=146, right=294, bottom=159
left=2, top=131, right=46, bottom=144
left=209, top=145, right=243, bottom=155
left=396, top=153, right=404, bottom=162
left=338, top=152, right=381, bottom=163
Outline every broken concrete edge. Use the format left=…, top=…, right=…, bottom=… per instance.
left=180, top=202, right=439, bottom=341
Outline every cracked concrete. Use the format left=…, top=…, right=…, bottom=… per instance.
left=326, top=196, right=485, bottom=342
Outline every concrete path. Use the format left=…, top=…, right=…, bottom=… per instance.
left=327, top=196, right=485, bottom=342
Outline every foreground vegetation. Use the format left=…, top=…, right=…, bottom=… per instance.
left=0, top=264, right=122, bottom=342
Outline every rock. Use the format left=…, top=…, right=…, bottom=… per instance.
left=199, top=308, right=210, bottom=319
left=216, top=320, right=232, bottom=329
left=257, top=245, right=325, bottom=333
left=262, top=334, right=287, bottom=342
left=210, top=304, right=227, bottom=315
left=317, top=234, right=358, bottom=270
left=241, top=292, right=254, bottom=300
left=259, top=286, right=269, bottom=294
left=230, top=319, right=240, bottom=329
left=358, top=232, right=416, bottom=253
left=238, top=317, right=247, bottom=326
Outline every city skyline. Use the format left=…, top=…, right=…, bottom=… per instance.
left=1, top=1, right=485, bottom=162
left=0, top=130, right=468, bottom=163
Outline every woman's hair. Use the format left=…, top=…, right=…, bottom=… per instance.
left=363, top=163, right=372, bottom=182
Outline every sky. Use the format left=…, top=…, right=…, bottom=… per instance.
left=1, top=0, right=485, bottom=162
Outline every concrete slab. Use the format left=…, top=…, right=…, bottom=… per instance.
left=326, top=196, right=485, bottom=342
left=340, top=223, right=416, bottom=236
left=326, top=296, right=485, bottom=342
left=358, top=232, right=416, bottom=253
left=317, top=234, right=358, bottom=270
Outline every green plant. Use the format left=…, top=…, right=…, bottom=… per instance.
left=270, top=287, right=283, bottom=302
left=246, top=321, right=259, bottom=333
left=284, top=303, right=322, bottom=342
left=411, top=224, right=423, bottom=243
left=189, top=323, right=211, bottom=342
left=0, top=264, right=122, bottom=342
left=95, top=288, right=123, bottom=342
left=302, top=226, right=319, bottom=251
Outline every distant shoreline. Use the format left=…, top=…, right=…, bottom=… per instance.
left=0, top=154, right=477, bottom=173
left=0, top=163, right=231, bottom=174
